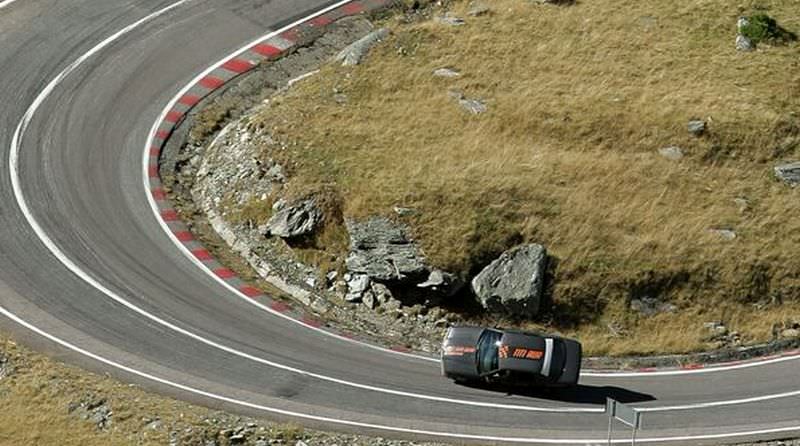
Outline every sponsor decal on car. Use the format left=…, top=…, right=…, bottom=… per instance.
left=443, top=345, right=477, bottom=356
left=499, top=345, right=544, bottom=360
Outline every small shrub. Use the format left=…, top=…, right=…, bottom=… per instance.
left=740, top=14, right=797, bottom=44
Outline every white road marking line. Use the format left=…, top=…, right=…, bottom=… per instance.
left=8, top=0, right=595, bottom=414
left=581, top=354, right=800, bottom=377
left=1, top=305, right=799, bottom=444
left=0, top=0, right=20, bottom=9
left=639, top=389, right=800, bottom=412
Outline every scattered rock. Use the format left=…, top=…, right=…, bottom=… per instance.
left=658, top=146, right=684, bottom=160
left=335, top=28, right=390, bottom=66
left=370, top=282, right=394, bottom=305
left=709, top=228, right=737, bottom=240
left=736, top=34, right=755, bottom=51
left=333, top=93, right=348, bottom=104
left=471, top=244, right=548, bottom=318
left=449, top=90, right=487, bottom=114
left=345, top=274, right=371, bottom=302
left=272, top=198, right=287, bottom=212
left=774, top=161, right=800, bottom=186
left=362, top=288, right=377, bottom=309
left=436, top=13, right=465, bottom=26
left=325, top=270, right=338, bottom=286
left=393, top=206, right=416, bottom=216
left=417, top=269, right=463, bottom=297
left=433, top=68, right=461, bottom=78
left=345, top=217, right=427, bottom=282
left=296, top=440, right=309, bottom=446
left=688, top=119, right=707, bottom=136
left=262, top=199, right=322, bottom=239
left=630, top=297, right=677, bottom=316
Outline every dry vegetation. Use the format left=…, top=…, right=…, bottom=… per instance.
left=0, top=335, right=423, bottom=446
left=246, top=0, right=800, bottom=355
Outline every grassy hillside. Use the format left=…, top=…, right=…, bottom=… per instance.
left=243, top=0, right=800, bottom=355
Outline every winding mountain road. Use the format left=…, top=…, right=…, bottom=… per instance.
left=1, top=0, right=798, bottom=444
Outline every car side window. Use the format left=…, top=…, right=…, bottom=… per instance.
left=477, top=330, right=502, bottom=374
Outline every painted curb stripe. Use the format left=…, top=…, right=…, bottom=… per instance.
left=198, top=75, right=225, bottom=90
left=221, top=58, right=255, bottom=73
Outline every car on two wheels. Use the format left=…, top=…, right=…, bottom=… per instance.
left=441, top=326, right=582, bottom=387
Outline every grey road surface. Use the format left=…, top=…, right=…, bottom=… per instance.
left=0, top=1, right=798, bottom=444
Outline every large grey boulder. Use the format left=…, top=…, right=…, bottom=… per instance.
left=345, top=217, right=427, bottom=281
left=471, top=244, right=548, bottom=318
left=262, top=199, right=322, bottom=239
left=775, top=161, right=800, bottom=186
left=335, top=28, right=390, bottom=66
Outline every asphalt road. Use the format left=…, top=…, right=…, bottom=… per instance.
left=0, top=1, right=798, bottom=444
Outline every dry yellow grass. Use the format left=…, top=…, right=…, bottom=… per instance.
left=0, top=336, right=308, bottom=446
left=247, top=0, right=800, bottom=354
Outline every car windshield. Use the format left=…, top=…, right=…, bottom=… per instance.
left=477, top=329, right=502, bottom=374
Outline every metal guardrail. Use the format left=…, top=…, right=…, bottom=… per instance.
left=607, top=398, right=642, bottom=446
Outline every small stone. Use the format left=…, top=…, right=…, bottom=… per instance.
left=295, top=441, right=309, bottom=446
left=709, top=228, right=737, bottom=240
left=345, top=274, right=371, bottom=302
left=457, top=97, right=487, bottom=115
left=371, top=282, right=393, bottom=304
left=433, top=68, right=461, bottom=78
left=272, top=199, right=287, bottom=212
left=774, top=161, right=800, bottom=186
left=437, top=13, right=465, bottom=26
left=333, top=93, right=348, bottom=104
left=393, top=206, right=416, bottom=216
left=736, top=34, right=755, bottom=52
left=658, top=146, right=684, bottom=160
left=688, top=119, right=707, bottom=136
left=362, top=290, right=377, bottom=309
left=325, top=271, right=338, bottom=284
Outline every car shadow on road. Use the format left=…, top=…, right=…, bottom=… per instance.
left=457, top=381, right=656, bottom=405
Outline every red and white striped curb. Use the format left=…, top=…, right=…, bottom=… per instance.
left=146, top=0, right=417, bottom=352
left=145, top=0, right=800, bottom=374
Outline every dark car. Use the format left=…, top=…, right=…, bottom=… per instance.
left=441, top=326, right=582, bottom=387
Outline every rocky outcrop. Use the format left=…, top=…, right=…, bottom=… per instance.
left=774, top=161, right=800, bottom=186
left=345, top=217, right=427, bottom=282
left=471, top=244, right=548, bottom=318
left=335, top=28, right=390, bottom=66
left=262, top=198, right=322, bottom=239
